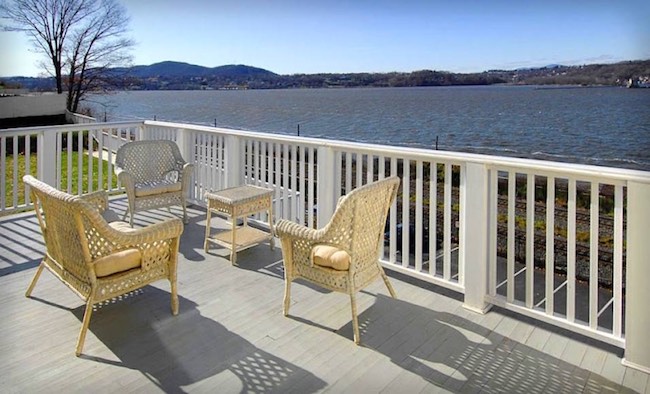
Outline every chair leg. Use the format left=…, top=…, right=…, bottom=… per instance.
left=283, top=278, right=292, bottom=316
left=350, top=290, right=360, bottom=345
left=182, top=202, right=189, bottom=224
left=75, top=301, right=94, bottom=357
left=25, top=262, right=45, bottom=297
left=380, top=270, right=397, bottom=298
left=170, top=279, right=179, bottom=315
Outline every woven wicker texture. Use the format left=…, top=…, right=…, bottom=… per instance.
left=275, top=176, right=400, bottom=344
left=23, top=175, right=184, bottom=356
left=115, top=140, right=194, bottom=226
left=204, top=185, right=275, bottom=265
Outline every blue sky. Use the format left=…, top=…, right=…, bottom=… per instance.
left=1, top=0, right=649, bottom=77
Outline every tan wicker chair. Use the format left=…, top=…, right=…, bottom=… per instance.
left=115, top=140, right=194, bottom=226
left=276, top=176, right=400, bottom=344
left=23, top=175, right=184, bottom=356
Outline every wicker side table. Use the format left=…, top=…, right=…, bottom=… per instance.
left=204, top=185, right=275, bottom=265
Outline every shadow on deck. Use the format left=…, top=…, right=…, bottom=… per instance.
left=0, top=197, right=647, bottom=393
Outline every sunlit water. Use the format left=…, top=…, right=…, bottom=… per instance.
left=88, top=86, right=650, bottom=171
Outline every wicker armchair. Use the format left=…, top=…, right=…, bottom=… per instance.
left=276, top=176, right=400, bottom=344
left=23, top=175, right=184, bottom=356
left=115, top=140, right=194, bottom=226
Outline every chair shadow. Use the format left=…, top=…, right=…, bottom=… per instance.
left=348, top=294, right=633, bottom=393
left=73, top=286, right=326, bottom=393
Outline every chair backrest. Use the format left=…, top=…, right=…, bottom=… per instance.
left=324, top=176, right=400, bottom=267
left=23, top=175, right=92, bottom=283
left=115, top=140, right=184, bottom=183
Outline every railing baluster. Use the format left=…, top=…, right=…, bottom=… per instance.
left=613, top=185, right=623, bottom=337
left=545, top=176, right=555, bottom=315
left=356, top=153, right=363, bottom=188
left=290, top=144, right=297, bottom=222
left=25, top=135, right=31, bottom=206
left=507, top=171, right=515, bottom=303
left=367, top=153, right=374, bottom=184
left=1, top=136, right=5, bottom=211
left=489, top=168, right=498, bottom=296
left=274, top=143, right=281, bottom=218
left=345, top=152, right=352, bottom=193
left=299, top=146, right=306, bottom=226
left=12, top=136, right=18, bottom=207
left=589, top=181, right=599, bottom=329
left=87, top=130, right=93, bottom=193
left=443, top=163, right=452, bottom=280
left=415, top=160, right=423, bottom=272
left=389, top=157, right=398, bottom=264
left=283, top=144, right=289, bottom=221
left=308, top=147, right=315, bottom=229
left=402, top=159, right=410, bottom=268
left=77, top=130, right=83, bottom=194
left=429, top=161, right=438, bottom=276
left=526, top=173, right=535, bottom=308
left=66, top=131, right=72, bottom=192
left=567, top=178, right=577, bottom=322
left=96, top=130, right=103, bottom=191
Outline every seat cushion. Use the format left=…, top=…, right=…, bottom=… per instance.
left=311, top=245, right=351, bottom=271
left=134, top=179, right=182, bottom=197
left=94, top=248, right=142, bottom=277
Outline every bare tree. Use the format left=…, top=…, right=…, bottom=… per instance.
left=1, top=0, right=133, bottom=112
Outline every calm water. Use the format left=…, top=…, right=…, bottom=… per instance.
left=89, top=86, right=650, bottom=171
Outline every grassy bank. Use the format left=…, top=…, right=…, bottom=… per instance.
left=3, top=151, right=119, bottom=209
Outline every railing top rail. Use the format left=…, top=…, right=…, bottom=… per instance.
left=2, top=119, right=648, bottom=184
left=0, top=120, right=144, bottom=136
left=148, top=120, right=650, bottom=184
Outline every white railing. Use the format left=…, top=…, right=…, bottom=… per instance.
left=2, top=120, right=649, bottom=372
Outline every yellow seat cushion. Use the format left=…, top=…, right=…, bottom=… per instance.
left=311, top=245, right=351, bottom=271
left=108, top=220, right=136, bottom=232
left=94, top=248, right=142, bottom=277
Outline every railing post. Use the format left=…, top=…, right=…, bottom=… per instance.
left=461, top=162, right=492, bottom=313
left=138, top=123, right=150, bottom=141
left=175, top=128, right=193, bottom=163
left=224, top=134, right=243, bottom=188
left=317, top=146, right=337, bottom=228
left=37, top=130, right=57, bottom=187
left=622, top=181, right=650, bottom=373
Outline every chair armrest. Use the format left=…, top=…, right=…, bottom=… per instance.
left=104, top=217, right=184, bottom=246
left=79, top=190, right=109, bottom=213
left=180, top=162, right=194, bottom=180
left=84, top=208, right=184, bottom=260
left=275, top=219, right=324, bottom=242
left=115, top=168, right=135, bottom=192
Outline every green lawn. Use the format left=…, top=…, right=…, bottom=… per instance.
left=3, top=151, right=119, bottom=209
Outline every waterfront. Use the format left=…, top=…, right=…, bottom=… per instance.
left=89, top=86, right=650, bottom=171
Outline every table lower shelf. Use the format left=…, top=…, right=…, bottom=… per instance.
left=205, top=225, right=273, bottom=252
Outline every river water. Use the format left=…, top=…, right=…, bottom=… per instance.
left=88, top=86, right=650, bottom=171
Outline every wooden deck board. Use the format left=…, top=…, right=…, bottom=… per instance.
left=1, top=198, right=648, bottom=393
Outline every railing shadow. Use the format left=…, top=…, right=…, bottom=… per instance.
left=75, top=286, right=326, bottom=393
left=0, top=213, right=45, bottom=277
left=352, top=294, right=631, bottom=393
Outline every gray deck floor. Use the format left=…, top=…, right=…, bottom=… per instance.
left=1, top=197, right=648, bottom=393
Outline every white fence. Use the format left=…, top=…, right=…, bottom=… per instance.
left=2, top=120, right=649, bottom=372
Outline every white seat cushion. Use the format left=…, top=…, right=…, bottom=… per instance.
left=134, top=180, right=182, bottom=197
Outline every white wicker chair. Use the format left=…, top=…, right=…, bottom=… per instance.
left=23, top=175, right=184, bottom=356
left=115, top=140, right=194, bottom=226
left=275, top=176, right=400, bottom=344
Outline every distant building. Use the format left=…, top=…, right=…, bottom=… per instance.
left=0, top=92, right=68, bottom=128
